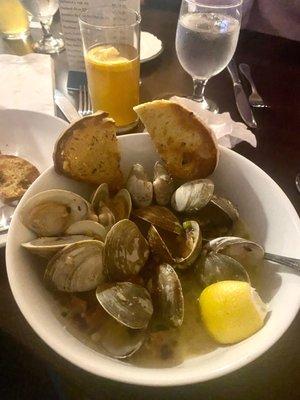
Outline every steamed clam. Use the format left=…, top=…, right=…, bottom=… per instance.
left=91, top=315, right=146, bottom=359
left=133, top=205, right=182, bottom=235
left=171, top=179, right=214, bottom=213
left=193, top=195, right=239, bottom=239
left=149, top=263, right=184, bottom=328
left=126, top=163, right=153, bottom=208
left=20, top=189, right=90, bottom=236
left=148, top=220, right=202, bottom=269
left=21, top=235, right=92, bottom=258
left=104, top=219, right=150, bottom=281
left=96, top=282, right=153, bottom=329
left=44, top=240, right=105, bottom=292
left=196, top=253, right=250, bottom=287
left=204, top=236, right=264, bottom=267
left=153, top=162, right=174, bottom=206
left=65, top=220, right=106, bottom=241
left=91, top=183, right=132, bottom=230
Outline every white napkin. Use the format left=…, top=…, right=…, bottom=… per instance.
left=0, top=53, right=55, bottom=115
left=170, top=96, right=257, bottom=148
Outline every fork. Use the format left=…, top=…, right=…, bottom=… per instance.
left=239, top=63, right=269, bottom=108
left=78, top=85, right=93, bottom=117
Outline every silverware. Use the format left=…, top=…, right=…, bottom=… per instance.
left=0, top=202, right=17, bottom=234
left=239, top=63, right=269, bottom=108
left=78, top=85, right=93, bottom=117
left=264, top=253, right=300, bottom=273
left=227, top=60, right=257, bottom=129
left=296, top=173, right=300, bottom=193
left=54, top=90, right=80, bottom=123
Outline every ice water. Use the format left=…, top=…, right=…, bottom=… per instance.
left=21, top=0, right=58, bottom=18
left=176, top=12, right=240, bottom=79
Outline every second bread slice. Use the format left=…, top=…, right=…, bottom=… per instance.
left=134, top=100, right=218, bottom=181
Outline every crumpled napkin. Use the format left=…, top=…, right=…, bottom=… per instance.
left=0, top=53, right=55, bottom=115
left=170, top=96, right=257, bottom=148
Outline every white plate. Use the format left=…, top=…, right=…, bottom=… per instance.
left=0, top=109, right=68, bottom=247
left=140, top=31, right=164, bottom=63
left=6, top=133, right=300, bottom=386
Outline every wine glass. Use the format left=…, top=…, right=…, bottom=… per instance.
left=175, top=0, right=242, bottom=112
left=21, top=0, right=64, bottom=54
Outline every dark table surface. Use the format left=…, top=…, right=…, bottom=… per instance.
left=0, top=6, right=299, bottom=400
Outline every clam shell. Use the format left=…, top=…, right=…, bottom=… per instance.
left=91, top=183, right=109, bottom=215
left=21, top=235, right=91, bottom=258
left=171, top=179, right=214, bottom=213
left=91, top=183, right=132, bottom=227
left=151, top=263, right=184, bottom=328
left=20, top=189, right=90, bottom=236
left=96, top=282, right=153, bottom=329
left=44, top=240, right=105, bottom=292
left=133, top=205, right=182, bottom=235
left=196, top=253, right=250, bottom=287
left=91, top=315, right=146, bottom=359
left=104, top=219, right=150, bottom=281
left=148, top=220, right=202, bottom=269
left=204, top=236, right=264, bottom=266
left=126, top=163, right=153, bottom=208
left=210, top=195, right=239, bottom=223
left=153, top=162, right=174, bottom=206
left=65, top=220, right=106, bottom=241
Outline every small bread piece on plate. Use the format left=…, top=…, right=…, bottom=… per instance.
left=134, top=100, right=219, bottom=181
left=0, top=155, right=40, bottom=202
left=53, top=111, right=123, bottom=191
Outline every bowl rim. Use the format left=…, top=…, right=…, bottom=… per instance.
left=6, top=133, right=300, bottom=386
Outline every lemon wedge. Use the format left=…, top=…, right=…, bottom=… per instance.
left=199, top=281, right=268, bottom=344
left=87, top=46, right=129, bottom=64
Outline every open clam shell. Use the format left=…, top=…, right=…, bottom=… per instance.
left=196, top=253, right=250, bottom=287
left=153, top=162, right=174, bottom=206
left=210, top=195, right=239, bottom=223
left=148, top=220, right=202, bottom=269
left=171, top=179, right=214, bottom=213
left=21, top=235, right=92, bottom=258
left=133, top=205, right=182, bottom=235
left=91, top=183, right=132, bottom=229
left=104, top=219, right=150, bottom=281
left=44, top=240, right=105, bottom=292
left=20, top=189, right=90, bottom=236
left=91, top=315, right=146, bottom=359
left=150, top=263, right=184, bottom=328
left=126, top=163, right=153, bottom=208
left=65, top=220, right=106, bottom=241
left=204, top=236, right=264, bottom=266
left=96, top=282, right=153, bottom=329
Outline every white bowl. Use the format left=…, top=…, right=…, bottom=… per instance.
left=6, top=133, right=300, bottom=386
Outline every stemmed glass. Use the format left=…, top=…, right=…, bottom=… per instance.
left=175, top=0, right=242, bottom=112
left=20, top=0, right=64, bottom=54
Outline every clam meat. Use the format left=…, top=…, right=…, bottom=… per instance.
left=20, top=189, right=90, bottom=236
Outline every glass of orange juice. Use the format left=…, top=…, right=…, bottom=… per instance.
left=79, top=7, right=140, bottom=132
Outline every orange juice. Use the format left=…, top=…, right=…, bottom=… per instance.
left=0, top=0, right=29, bottom=39
left=85, top=44, right=139, bottom=129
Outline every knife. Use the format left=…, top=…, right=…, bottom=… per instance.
left=54, top=90, right=79, bottom=123
left=227, top=60, right=257, bottom=129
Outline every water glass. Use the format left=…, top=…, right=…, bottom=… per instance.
left=176, top=0, right=242, bottom=112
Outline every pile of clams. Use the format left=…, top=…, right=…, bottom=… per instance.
left=20, top=162, right=265, bottom=359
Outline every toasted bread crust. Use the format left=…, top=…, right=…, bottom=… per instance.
left=134, top=100, right=218, bottom=181
left=0, top=155, right=40, bottom=202
left=53, top=112, right=123, bottom=191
